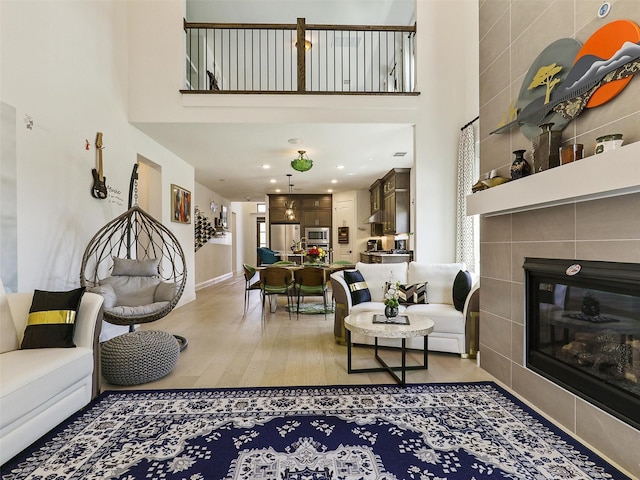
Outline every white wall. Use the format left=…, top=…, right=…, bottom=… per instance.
left=193, top=181, right=233, bottom=286
left=0, top=1, right=195, bottom=302
left=412, top=0, right=479, bottom=262
left=232, top=201, right=265, bottom=270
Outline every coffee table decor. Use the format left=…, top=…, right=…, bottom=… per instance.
left=373, top=313, right=410, bottom=325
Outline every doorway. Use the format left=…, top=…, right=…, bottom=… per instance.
left=335, top=195, right=356, bottom=263
left=136, top=156, right=162, bottom=217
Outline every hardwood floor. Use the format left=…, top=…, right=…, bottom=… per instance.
left=101, top=273, right=494, bottom=391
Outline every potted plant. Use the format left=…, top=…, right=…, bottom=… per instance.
left=384, top=281, right=400, bottom=318
left=307, top=246, right=327, bottom=263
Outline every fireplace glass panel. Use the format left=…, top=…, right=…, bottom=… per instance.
left=525, top=258, right=640, bottom=429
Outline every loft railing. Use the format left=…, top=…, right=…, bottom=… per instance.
left=183, top=18, right=416, bottom=94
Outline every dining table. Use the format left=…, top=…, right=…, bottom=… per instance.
left=255, top=262, right=355, bottom=312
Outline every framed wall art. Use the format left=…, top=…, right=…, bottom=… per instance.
left=171, top=184, right=191, bottom=224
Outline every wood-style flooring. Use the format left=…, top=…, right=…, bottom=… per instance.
left=101, top=274, right=494, bottom=391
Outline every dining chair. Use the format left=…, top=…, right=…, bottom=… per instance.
left=293, top=267, right=328, bottom=321
left=243, top=263, right=261, bottom=311
left=259, top=266, right=294, bottom=320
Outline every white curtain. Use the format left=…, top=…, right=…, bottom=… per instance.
left=456, top=123, right=478, bottom=272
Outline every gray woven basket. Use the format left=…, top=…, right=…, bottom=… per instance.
left=101, top=330, right=180, bottom=386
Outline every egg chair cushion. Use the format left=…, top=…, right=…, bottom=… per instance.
left=154, top=282, right=178, bottom=302
left=87, top=284, right=117, bottom=309
left=112, top=257, right=160, bottom=277
left=106, top=302, right=170, bottom=317
left=100, top=276, right=160, bottom=307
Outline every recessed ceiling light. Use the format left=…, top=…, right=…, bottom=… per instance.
left=262, top=164, right=270, bottom=169
left=337, top=165, right=345, bottom=169
left=288, top=138, right=303, bottom=145
left=275, top=188, right=281, bottom=193
left=270, top=179, right=276, bottom=183
left=331, top=179, right=338, bottom=184
left=327, top=189, right=333, bottom=193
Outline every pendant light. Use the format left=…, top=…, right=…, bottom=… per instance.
left=291, top=150, right=313, bottom=172
left=284, top=174, right=295, bottom=220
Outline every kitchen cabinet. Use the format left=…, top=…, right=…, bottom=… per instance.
left=269, top=195, right=299, bottom=224
left=369, top=180, right=383, bottom=236
left=268, top=194, right=332, bottom=229
left=303, top=209, right=332, bottom=227
left=369, top=180, right=382, bottom=213
left=381, top=168, right=410, bottom=235
left=301, top=196, right=332, bottom=209
left=360, top=252, right=413, bottom=264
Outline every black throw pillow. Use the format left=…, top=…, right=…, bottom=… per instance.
left=343, top=270, right=371, bottom=305
left=452, top=270, right=472, bottom=312
left=21, top=287, right=85, bottom=349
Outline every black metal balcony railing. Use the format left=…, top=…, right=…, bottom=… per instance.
left=183, top=18, right=416, bottom=94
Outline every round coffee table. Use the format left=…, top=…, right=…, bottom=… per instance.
left=344, top=312, right=435, bottom=387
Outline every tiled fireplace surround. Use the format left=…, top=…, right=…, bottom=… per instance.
left=478, top=1, right=640, bottom=475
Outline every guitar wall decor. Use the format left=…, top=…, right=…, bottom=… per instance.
left=91, top=132, right=108, bottom=199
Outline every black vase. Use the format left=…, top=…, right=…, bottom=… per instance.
left=385, top=305, right=398, bottom=319
left=510, top=150, right=530, bottom=179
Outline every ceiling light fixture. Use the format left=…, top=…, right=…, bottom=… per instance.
left=295, top=39, right=312, bottom=51
left=284, top=174, right=295, bottom=220
left=291, top=150, right=313, bottom=172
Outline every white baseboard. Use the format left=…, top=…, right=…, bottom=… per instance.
left=195, top=272, right=234, bottom=291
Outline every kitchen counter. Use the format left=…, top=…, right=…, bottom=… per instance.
left=360, top=251, right=413, bottom=264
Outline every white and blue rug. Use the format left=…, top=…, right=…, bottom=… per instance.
left=0, top=382, right=630, bottom=479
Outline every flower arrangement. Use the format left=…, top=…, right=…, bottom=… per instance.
left=384, top=281, right=400, bottom=308
left=307, top=246, right=326, bottom=262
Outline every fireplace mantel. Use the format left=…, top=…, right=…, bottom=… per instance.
left=467, top=141, right=640, bottom=216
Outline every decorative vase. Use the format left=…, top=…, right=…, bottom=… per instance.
left=385, top=305, right=399, bottom=319
left=510, top=150, right=531, bottom=179
left=532, top=123, right=561, bottom=172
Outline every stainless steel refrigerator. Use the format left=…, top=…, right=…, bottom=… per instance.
left=270, top=223, right=301, bottom=255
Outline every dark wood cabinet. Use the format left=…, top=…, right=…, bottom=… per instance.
left=301, top=196, right=332, bottom=209
left=369, top=180, right=382, bottom=213
left=269, top=195, right=299, bottom=223
left=303, top=209, right=332, bottom=227
left=269, top=194, right=332, bottom=231
left=375, top=168, right=410, bottom=235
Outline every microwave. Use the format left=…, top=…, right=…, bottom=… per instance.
left=305, top=227, right=330, bottom=245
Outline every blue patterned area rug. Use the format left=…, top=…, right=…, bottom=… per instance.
left=1, top=382, right=630, bottom=479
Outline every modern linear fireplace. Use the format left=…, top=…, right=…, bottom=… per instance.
left=524, top=258, right=640, bottom=429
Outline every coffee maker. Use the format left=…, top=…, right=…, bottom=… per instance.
left=394, top=239, right=407, bottom=252
left=366, top=239, right=382, bottom=251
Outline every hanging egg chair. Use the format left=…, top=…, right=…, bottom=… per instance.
left=80, top=165, right=187, bottom=328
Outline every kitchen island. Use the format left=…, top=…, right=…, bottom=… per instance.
left=360, top=251, right=413, bottom=264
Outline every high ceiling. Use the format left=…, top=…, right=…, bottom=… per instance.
left=136, top=0, right=416, bottom=202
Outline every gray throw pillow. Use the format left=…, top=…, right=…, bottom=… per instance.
left=154, top=282, right=177, bottom=302
left=112, top=257, right=160, bottom=277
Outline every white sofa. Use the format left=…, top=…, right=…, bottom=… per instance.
left=330, top=262, right=479, bottom=355
left=0, top=280, right=103, bottom=465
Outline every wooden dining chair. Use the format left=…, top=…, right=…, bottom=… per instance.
left=243, top=263, right=261, bottom=311
left=293, top=267, right=328, bottom=320
left=259, top=266, right=294, bottom=319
